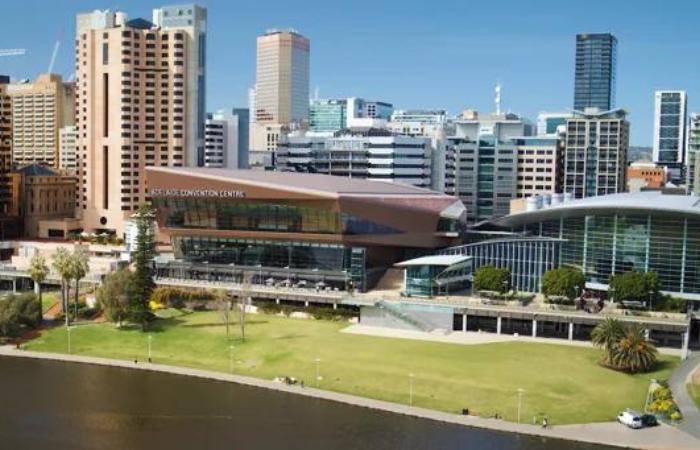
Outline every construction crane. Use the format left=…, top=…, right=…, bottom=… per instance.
left=0, top=49, right=26, bottom=57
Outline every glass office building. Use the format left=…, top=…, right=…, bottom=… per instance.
left=574, top=33, right=617, bottom=112
left=496, top=191, right=700, bottom=301
left=309, top=99, right=347, bottom=133
left=147, top=167, right=466, bottom=292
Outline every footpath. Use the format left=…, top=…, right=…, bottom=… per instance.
left=1, top=346, right=699, bottom=450
left=668, top=353, right=700, bottom=439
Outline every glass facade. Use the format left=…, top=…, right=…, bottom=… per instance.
left=404, top=264, right=471, bottom=297
left=574, top=33, right=617, bottom=112
left=154, top=197, right=401, bottom=235
left=309, top=99, right=347, bottom=132
left=522, top=213, right=700, bottom=297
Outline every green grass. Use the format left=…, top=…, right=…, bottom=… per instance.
left=24, top=311, right=677, bottom=424
left=41, top=292, right=61, bottom=313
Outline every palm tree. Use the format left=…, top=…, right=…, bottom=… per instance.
left=28, top=254, right=49, bottom=323
left=52, top=247, right=73, bottom=327
left=591, top=318, right=625, bottom=364
left=69, top=249, right=90, bottom=320
left=611, top=325, right=658, bottom=373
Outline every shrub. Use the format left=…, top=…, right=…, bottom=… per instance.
left=473, top=266, right=511, bottom=294
left=544, top=295, right=575, bottom=305
left=609, top=271, right=660, bottom=304
left=670, top=411, right=683, bottom=421
left=652, top=386, right=672, bottom=401
left=0, top=293, right=41, bottom=337
left=542, top=267, right=586, bottom=300
left=149, top=287, right=225, bottom=309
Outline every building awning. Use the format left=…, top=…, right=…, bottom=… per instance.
left=394, top=255, right=471, bottom=268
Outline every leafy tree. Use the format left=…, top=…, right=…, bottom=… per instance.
left=541, top=267, right=586, bottom=300
left=609, top=271, right=660, bottom=305
left=591, top=318, right=626, bottom=364
left=473, top=265, right=512, bottom=294
left=0, top=293, right=41, bottom=337
left=611, top=325, right=658, bottom=373
left=131, top=205, right=157, bottom=330
left=97, top=269, right=135, bottom=327
left=28, top=254, right=49, bottom=321
left=51, top=247, right=73, bottom=327
left=68, top=249, right=90, bottom=319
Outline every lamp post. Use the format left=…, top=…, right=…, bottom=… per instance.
left=315, top=357, right=321, bottom=387
left=409, top=373, right=415, bottom=406
left=67, top=326, right=73, bottom=354
left=648, top=289, right=654, bottom=311
left=256, top=263, right=262, bottom=285
left=517, top=388, right=525, bottom=424
left=147, top=335, right=153, bottom=363
left=284, top=266, right=291, bottom=288
left=229, top=345, right=235, bottom=374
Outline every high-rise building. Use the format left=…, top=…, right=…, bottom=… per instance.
left=152, top=4, right=207, bottom=167
left=687, top=114, right=700, bottom=194
left=204, top=109, right=248, bottom=169
left=6, top=74, right=75, bottom=167
left=309, top=99, right=347, bottom=133
left=513, top=135, right=564, bottom=199
left=564, top=108, right=629, bottom=198
left=449, top=111, right=533, bottom=222
left=251, top=29, right=310, bottom=152
left=0, top=76, right=15, bottom=220
left=574, top=33, right=617, bottom=112
left=276, top=128, right=432, bottom=188
left=652, top=91, right=687, bottom=183
left=537, top=112, right=571, bottom=136
left=387, top=109, right=455, bottom=194
left=75, top=8, right=200, bottom=235
left=59, top=126, right=77, bottom=175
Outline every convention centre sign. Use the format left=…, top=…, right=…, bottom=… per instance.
left=150, top=188, right=246, bottom=198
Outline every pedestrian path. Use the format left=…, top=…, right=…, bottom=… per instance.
left=669, top=353, right=700, bottom=439
left=1, top=346, right=698, bottom=450
left=342, top=324, right=684, bottom=356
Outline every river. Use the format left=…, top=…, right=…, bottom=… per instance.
left=0, top=356, right=620, bottom=450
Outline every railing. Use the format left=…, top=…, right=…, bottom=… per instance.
left=375, top=299, right=433, bottom=332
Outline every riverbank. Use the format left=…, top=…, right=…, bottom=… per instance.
left=1, top=345, right=698, bottom=450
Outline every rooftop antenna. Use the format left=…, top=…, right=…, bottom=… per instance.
left=495, top=82, right=502, bottom=115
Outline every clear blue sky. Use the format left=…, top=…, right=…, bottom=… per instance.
left=1, top=0, right=698, bottom=146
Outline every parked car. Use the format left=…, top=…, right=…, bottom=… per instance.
left=641, top=414, right=659, bottom=427
left=617, top=410, right=643, bottom=429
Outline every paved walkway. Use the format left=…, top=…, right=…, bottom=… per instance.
left=669, top=352, right=700, bottom=439
left=342, top=325, right=684, bottom=356
left=1, top=346, right=699, bottom=450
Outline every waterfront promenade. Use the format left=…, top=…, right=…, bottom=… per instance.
left=1, top=346, right=699, bottom=450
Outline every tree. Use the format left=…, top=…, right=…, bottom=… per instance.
left=236, top=274, right=253, bottom=342
left=215, top=290, right=232, bottom=340
left=131, top=205, right=157, bottom=330
left=0, top=293, right=41, bottom=337
left=609, top=271, right=660, bottom=305
left=610, top=325, right=658, bottom=373
left=27, top=254, right=49, bottom=322
left=473, top=265, right=511, bottom=294
left=97, top=269, right=135, bottom=327
left=591, top=317, right=626, bottom=364
left=52, top=247, right=73, bottom=327
left=541, top=267, right=586, bottom=300
left=69, top=249, right=90, bottom=320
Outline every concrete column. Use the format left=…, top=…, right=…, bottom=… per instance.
left=644, top=329, right=650, bottom=340
left=496, top=316, right=502, bottom=335
left=462, top=314, right=467, bottom=332
left=333, top=303, right=338, bottom=310
left=275, top=298, right=280, bottom=305
left=12, top=279, right=16, bottom=293
left=34, top=281, right=40, bottom=295
left=304, top=301, right=309, bottom=307
left=532, top=319, right=537, bottom=338
left=568, top=322, right=574, bottom=341
left=681, top=332, right=689, bottom=361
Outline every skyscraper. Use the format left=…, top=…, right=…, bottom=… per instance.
left=251, top=29, right=310, bottom=152
left=203, top=108, right=249, bottom=169
left=563, top=108, right=629, bottom=198
left=152, top=4, right=207, bottom=167
left=75, top=8, right=200, bottom=235
left=652, top=90, right=687, bottom=183
left=687, top=114, right=700, bottom=194
left=6, top=74, right=75, bottom=167
left=574, top=33, right=617, bottom=112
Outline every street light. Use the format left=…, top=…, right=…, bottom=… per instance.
left=147, top=335, right=153, bottom=363
left=229, top=345, right=235, bottom=374
left=517, top=388, right=525, bottom=424
left=409, top=373, right=415, bottom=406
left=67, top=326, right=73, bottom=354
left=315, top=357, right=322, bottom=387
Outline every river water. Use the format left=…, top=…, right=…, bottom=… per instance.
left=0, top=356, right=620, bottom=450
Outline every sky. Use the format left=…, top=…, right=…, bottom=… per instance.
left=1, top=0, right=699, bottom=146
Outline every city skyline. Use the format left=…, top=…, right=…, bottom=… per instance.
left=1, top=0, right=699, bottom=147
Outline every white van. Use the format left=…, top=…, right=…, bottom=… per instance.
left=617, top=410, right=643, bottom=429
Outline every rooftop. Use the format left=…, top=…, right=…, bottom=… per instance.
left=146, top=167, right=448, bottom=197
left=395, top=255, right=471, bottom=267
left=16, top=164, right=59, bottom=176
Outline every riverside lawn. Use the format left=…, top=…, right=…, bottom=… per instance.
left=24, top=309, right=676, bottom=424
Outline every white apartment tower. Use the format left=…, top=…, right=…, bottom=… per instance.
left=652, top=90, right=687, bottom=183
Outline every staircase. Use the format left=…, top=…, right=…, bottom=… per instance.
left=372, top=268, right=404, bottom=293
left=375, top=300, right=433, bottom=332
